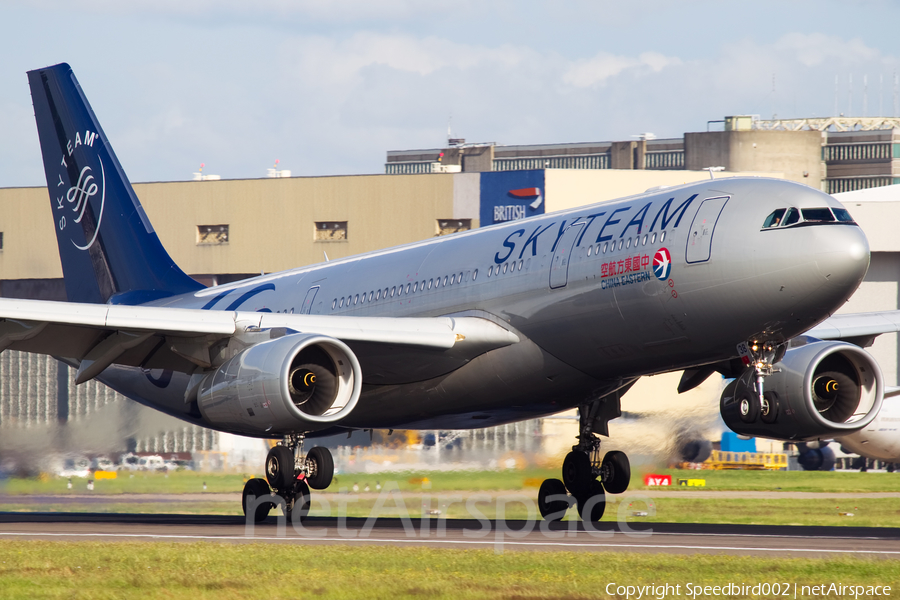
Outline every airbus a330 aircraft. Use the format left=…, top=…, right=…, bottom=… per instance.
left=4, top=63, right=899, bottom=522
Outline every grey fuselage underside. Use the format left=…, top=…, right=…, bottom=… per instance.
left=96, top=177, right=870, bottom=435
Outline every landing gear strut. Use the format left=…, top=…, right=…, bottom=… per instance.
left=737, top=339, right=784, bottom=424
left=538, top=398, right=632, bottom=523
left=241, top=434, right=335, bottom=523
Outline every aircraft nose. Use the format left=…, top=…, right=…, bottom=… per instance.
left=812, top=224, right=870, bottom=299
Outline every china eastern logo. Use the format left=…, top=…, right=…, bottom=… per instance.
left=55, top=129, right=105, bottom=251
left=653, top=247, right=672, bottom=280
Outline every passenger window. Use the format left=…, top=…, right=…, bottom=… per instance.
left=332, top=299, right=336, bottom=310
left=642, top=234, right=648, bottom=245
left=626, top=238, right=631, bottom=249
left=428, top=279, right=433, bottom=290
left=603, top=242, right=609, bottom=253
left=833, top=208, right=855, bottom=222
left=354, top=294, right=359, bottom=305
left=391, top=286, right=396, bottom=297
left=587, top=246, right=592, bottom=257
left=651, top=233, right=657, bottom=244
left=660, top=232, right=666, bottom=243
left=473, top=269, right=478, bottom=280
left=801, top=208, right=835, bottom=222
left=405, top=284, right=411, bottom=294
left=783, top=208, right=801, bottom=226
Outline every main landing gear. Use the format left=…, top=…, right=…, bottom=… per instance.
left=242, top=434, right=335, bottom=523
left=538, top=403, right=631, bottom=523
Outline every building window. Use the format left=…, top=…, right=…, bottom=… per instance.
left=315, top=221, right=348, bottom=241
left=197, top=225, right=229, bottom=245
left=436, top=219, right=471, bottom=236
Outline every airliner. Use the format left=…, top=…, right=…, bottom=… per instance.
left=4, top=63, right=898, bottom=522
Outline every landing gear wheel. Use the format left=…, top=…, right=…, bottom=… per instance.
left=738, top=393, right=759, bottom=423
left=305, top=446, right=334, bottom=490
left=575, top=479, right=606, bottom=523
left=562, top=451, right=592, bottom=494
left=599, top=450, right=630, bottom=494
left=242, top=478, right=273, bottom=523
left=266, top=446, right=295, bottom=491
left=760, top=392, right=779, bottom=424
left=537, top=478, right=569, bottom=521
left=288, top=480, right=311, bottom=523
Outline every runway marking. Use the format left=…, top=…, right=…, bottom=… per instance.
left=1, top=532, right=898, bottom=555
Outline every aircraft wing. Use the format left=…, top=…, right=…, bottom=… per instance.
left=806, top=311, right=900, bottom=347
left=0, top=297, right=519, bottom=385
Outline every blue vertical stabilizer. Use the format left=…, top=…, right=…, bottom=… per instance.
left=28, top=63, right=202, bottom=304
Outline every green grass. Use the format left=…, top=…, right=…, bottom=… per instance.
left=0, top=542, right=896, bottom=600
left=632, top=468, right=900, bottom=493
left=3, top=492, right=900, bottom=528
left=4, top=467, right=899, bottom=497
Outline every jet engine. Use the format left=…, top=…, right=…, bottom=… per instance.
left=720, top=340, right=883, bottom=440
left=197, top=333, right=362, bottom=436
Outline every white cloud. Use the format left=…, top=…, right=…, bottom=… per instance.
left=562, top=51, right=682, bottom=88
left=776, top=33, right=881, bottom=67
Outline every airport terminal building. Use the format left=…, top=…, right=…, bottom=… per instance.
left=2, top=118, right=900, bottom=464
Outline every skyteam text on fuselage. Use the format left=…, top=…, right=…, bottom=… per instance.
left=4, top=62, right=899, bottom=522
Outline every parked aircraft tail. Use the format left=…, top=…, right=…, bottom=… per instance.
left=28, top=63, right=202, bottom=304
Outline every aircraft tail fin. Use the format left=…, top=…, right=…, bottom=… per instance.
left=27, top=63, right=202, bottom=304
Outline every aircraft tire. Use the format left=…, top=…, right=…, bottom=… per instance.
left=242, top=478, right=273, bottom=523
left=538, top=478, right=569, bottom=521
left=575, top=479, right=606, bottom=523
left=600, top=450, right=630, bottom=494
left=265, top=446, right=295, bottom=491
left=306, top=446, right=334, bottom=489
left=562, top=451, right=592, bottom=494
left=760, top=392, right=779, bottom=424
left=288, top=480, right=311, bottom=523
left=738, top=393, right=759, bottom=423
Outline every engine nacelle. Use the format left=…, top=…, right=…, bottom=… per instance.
left=720, top=340, right=883, bottom=441
left=197, top=333, right=362, bottom=435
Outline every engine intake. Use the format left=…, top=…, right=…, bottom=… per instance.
left=198, top=333, right=362, bottom=435
left=720, top=340, right=883, bottom=440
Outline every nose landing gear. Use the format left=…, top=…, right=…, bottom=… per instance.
left=241, top=433, right=334, bottom=523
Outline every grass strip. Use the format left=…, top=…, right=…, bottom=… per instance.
left=1, top=496, right=899, bottom=528
left=0, top=541, right=897, bottom=600
left=3, top=468, right=900, bottom=496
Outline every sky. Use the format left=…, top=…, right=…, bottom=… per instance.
left=1, top=0, right=899, bottom=187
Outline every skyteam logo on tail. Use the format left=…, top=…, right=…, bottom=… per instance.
left=55, top=130, right=105, bottom=251
left=653, top=247, right=672, bottom=280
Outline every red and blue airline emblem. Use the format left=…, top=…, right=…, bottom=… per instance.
left=653, top=247, right=672, bottom=280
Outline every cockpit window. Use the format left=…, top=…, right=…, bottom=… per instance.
left=832, top=208, right=855, bottom=222
left=801, top=208, right=835, bottom=222
left=783, top=208, right=801, bottom=226
left=762, top=209, right=785, bottom=228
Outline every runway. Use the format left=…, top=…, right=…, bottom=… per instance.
left=2, top=512, right=899, bottom=557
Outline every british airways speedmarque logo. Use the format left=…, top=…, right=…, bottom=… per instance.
left=653, top=247, right=672, bottom=280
